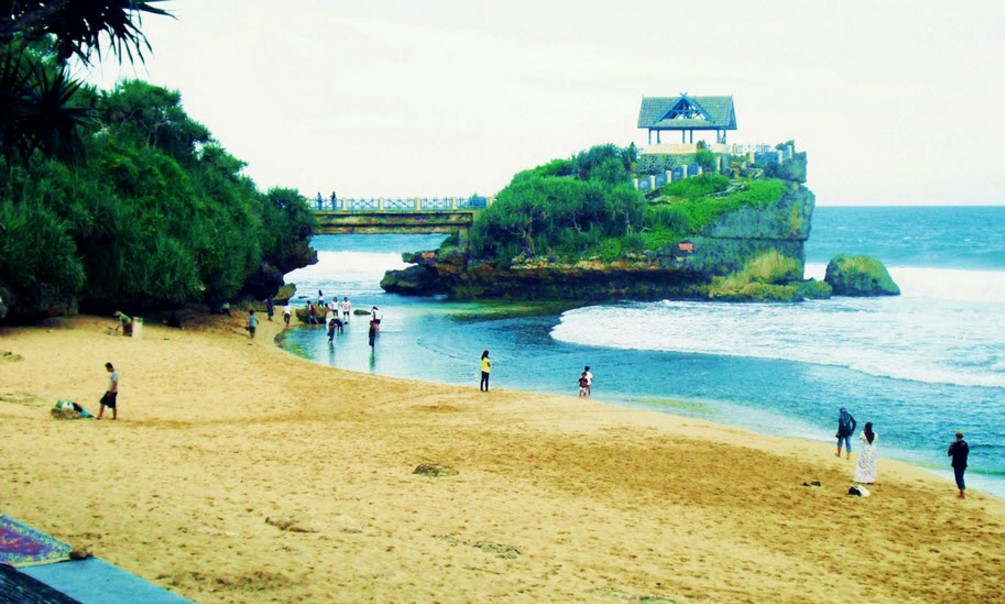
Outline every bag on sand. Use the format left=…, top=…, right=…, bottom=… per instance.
left=848, top=484, right=871, bottom=497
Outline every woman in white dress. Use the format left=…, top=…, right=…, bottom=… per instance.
left=853, top=422, right=878, bottom=484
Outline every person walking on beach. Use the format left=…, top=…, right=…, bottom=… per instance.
left=247, top=310, right=258, bottom=339
left=578, top=372, right=589, bottom=398
left=97, top=362, right=118, bottom=420
left=836, top=407, right=857, bottom=459
left=853, top=422, right=878, bottom=484
left=480, top=350, right=491, bottom=392
left=265, top=297, right=274, bottom=321
left=283, top=302, right=292, bottom=327
left=583, top=365, right=593, bottom=397
left=948, top=430, right=970, bottom=499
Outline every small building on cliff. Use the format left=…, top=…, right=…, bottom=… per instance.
left=638, top=94, right=736, bottom=145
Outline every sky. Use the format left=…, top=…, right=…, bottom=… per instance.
left=82, top=0, right=1005, bottom=206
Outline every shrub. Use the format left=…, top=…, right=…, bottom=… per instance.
left=594, top=238, right=623, bottom=262
left=742, top=250, right=800, bottom=284
left=695, top=149, right=718, bottom=172
left=660, top=173, right=730, bottom=201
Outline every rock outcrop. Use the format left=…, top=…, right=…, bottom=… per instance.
left=824, top=255, right=900, bottom=296
left=382, top=183, right=823, bottom=302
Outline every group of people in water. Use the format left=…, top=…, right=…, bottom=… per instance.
left=836, top=407, right=970, bottom=498
left=244, top=291, right=382, bottom=352
left=304, top=291, right=382, bottom=350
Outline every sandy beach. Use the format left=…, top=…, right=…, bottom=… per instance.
left=1, top=314, right=1003, bottom=603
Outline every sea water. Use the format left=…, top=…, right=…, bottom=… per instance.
left=282, top=207, right=1005, bottom=497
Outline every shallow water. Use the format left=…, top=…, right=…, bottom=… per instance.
left=282, top=207, right=1005, bottom=497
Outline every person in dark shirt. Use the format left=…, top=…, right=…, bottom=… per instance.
left=835, top=407, right=857, bottom=460
left=948, top=430, right=970, bottom=499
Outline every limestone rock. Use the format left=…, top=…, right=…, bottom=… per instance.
left=824, top=255, right=900, bottom=296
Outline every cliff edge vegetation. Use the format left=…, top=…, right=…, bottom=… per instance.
left=383, top=143, right=824, bottom=302
left=1, top=23, right=316, bottom=322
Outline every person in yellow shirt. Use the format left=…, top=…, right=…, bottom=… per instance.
left=480, top=350, right=491, bottom=392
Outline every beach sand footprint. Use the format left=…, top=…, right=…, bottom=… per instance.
left=413, top=463, right=459, bottom=477
left=0, top=390, right=41, bottom=407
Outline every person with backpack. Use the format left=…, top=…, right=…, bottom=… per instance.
left=948, top=430, right=970, bottom=499
left=836, top=407, right=857, bottom=459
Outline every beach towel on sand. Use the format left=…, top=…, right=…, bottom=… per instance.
left=0, top=515, right=72, bottom=567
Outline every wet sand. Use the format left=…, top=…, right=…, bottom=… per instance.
left=1, top=315, right=1003, bottom=603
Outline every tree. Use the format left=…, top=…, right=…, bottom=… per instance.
left=0, top=1, right=172, bottom=167
left=0, top=1, right=171, bottom=65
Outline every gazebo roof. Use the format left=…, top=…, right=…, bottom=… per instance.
left=637, top=95, right=736, bottom=131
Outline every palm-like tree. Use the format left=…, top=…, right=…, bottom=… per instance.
left=0, top=1, right=172, bottom=167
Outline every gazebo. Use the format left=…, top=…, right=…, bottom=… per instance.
left=637, top=94, right=736, bottom=144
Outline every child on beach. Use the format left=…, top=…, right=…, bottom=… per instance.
left=283, top=303, right=292, bottom=327
left=247, top=310, right=257, bottom=339
left=578, top=372, right=589, bottom=398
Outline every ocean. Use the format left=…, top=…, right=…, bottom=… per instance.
left=281, top=206, right=1005, bottom=497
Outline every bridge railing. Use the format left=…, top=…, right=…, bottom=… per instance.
left=311, top=196, right=494, bottom=212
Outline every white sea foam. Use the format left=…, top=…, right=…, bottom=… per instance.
left=285, top=251, right=409, bottom=286
left=552, top=268, right=1005, bottom=388
left=806, top=263, right=1005, bottom=303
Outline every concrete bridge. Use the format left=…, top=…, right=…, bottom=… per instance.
left=311, top=196, right=495, bottom=234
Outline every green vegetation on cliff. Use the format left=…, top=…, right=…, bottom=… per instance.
left=1, top=27, right=315, bottom=320
left=467, top=144, right=795, bottom=267
left=383, top=142, right=819, bottom=302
